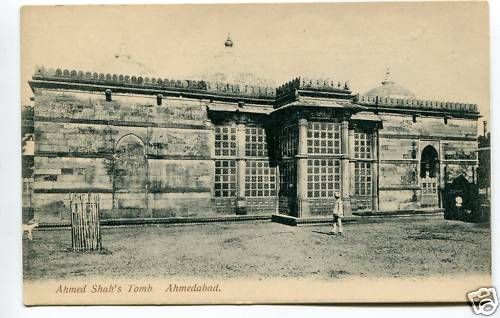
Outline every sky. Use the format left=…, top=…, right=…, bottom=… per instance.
left=21, top=2, right=490, bottom=124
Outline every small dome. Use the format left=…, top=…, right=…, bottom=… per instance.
left=192, top=34, right=275, bottom=88
left=364, top=69, right=415, bottom=99
left=95, top=42, right=155, bottom=77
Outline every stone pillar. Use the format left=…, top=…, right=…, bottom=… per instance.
left=371, top=130, right=379, bottom=211
left=296, top=118, right=310, bottom=218
left=348, top=128, right=355, bottom=203
left=341, top=120, right=352, bottom=216
left=438, top=141, right=446, bottom=208
left=207, top=120, right=216, bottom=213
left=207, top=120, right=215, bottom=159
left=236, top=122, right=247, bottom=215
left=437, top=142, right=443, bottom=186
left=415, top=140, right=422, bottom=208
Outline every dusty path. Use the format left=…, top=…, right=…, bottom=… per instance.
left=23, top=216, right=490, bottom=280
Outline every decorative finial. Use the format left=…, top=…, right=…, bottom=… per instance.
left=224, top=33, right=233, bottom=48
left=381, top=67, right=394, bottom=85
left=114, top=42, right=132, bottom=60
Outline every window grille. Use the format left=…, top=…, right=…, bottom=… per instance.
left=214, top=126, right=237, bottom=157
left=214, top=160, right=237, bottom=197
left=354, top=162, right=372, bottom=196
left=245, top=127, right=268, bottom=157
left=279, top=160, right=296, bottom=197
left=307, top=122, right=341, bottom=155
left=307, top=159, right=341, bottom=198
left=421, top=178, right=438, bottom=195
left=245, top=160, right=277, bottom=197
left=354, top=132, right=372, bottom=159
left=280, top=125, right=298, bottom=158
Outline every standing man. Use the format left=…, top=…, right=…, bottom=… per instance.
left=332, top=192, right=344, bottom=235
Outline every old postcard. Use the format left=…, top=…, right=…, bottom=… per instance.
left=21, top=2, right=492, bottom=306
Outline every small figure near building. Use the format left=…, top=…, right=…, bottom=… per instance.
left=455, top=195, right=463, bottom=208
left=332, top=192, right=344, bottom=235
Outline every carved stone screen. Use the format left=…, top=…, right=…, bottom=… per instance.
left=352, top=131, right=374, bottom=211
left=245, top=161, right=277, bottom=197
left=307, top=159, right=341, bottom=198
left=214, top=160, right=237, bottom=198
left=245, top=127, right=268, bottom=157
left=307, top=122, right=341, bottom=155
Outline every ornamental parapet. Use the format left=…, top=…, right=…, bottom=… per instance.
left=276, top=76, right=351, bottom=98
left=30, top=66, right=481, bottom=116
left=358, top=95, right=478, bottom=114
left=32, top=66, right=276, bottom=100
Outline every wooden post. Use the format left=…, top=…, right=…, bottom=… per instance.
left=70, top=193, right=101, bottom=251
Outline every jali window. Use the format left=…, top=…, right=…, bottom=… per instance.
left=279, top=160, right=296, bottom=197
left=215, top=126, right=237, bottom=157
left=421, top=178, right=438, bottom=195
left=246, top=127, right=268, bottom=157
left=354, top=162, right=372, bottom=196
left=214, top=160, right=236, bottom=197
left=307, top=122, right=341, bottom=154
left=245, top=161, right=277, bottom=197
left=354, top=132, right=372, bottom=159
left=307, top=159, right=341, bottom=198
left=280, top=125, right=298, bottom=158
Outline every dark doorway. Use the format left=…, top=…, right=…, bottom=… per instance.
left=420, top=145, right=439, bottom=207
left=443, top=175, right=483, bottom=222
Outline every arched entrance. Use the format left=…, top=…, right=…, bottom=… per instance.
left=420, top=145, right=439, bottom=207
left=113, top=134, right=148, bottom=217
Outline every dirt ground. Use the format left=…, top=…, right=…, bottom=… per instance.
left=23, top=215, right=490, bottom=280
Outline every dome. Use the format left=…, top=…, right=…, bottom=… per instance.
left=364, top=69, right=415, bottom=99
left=95, top=42, right=155, bottom=77
left=192, top=35, right=275, bottom=88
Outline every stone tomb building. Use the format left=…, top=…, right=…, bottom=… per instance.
left=27, top=56, right=479, bottom=223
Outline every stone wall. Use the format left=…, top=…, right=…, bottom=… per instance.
left=378, top=113, right=477, bottom=139
left=33, top=90, right=208, bottom=127
left=442, top=140, right=477, bottom=183
left=29, top=77, right=481, bottom=221
left=377, top=113, right=478, bottom=212
left=32, top=88, right=214, bottom=222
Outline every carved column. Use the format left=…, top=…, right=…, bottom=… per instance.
left=341, top=120, right=352, bottom=216
left=236, top=122, right=247, bottom=215
left=296, top=118, right=310, bottom=218
left=371, top=129, right=379, bottom=211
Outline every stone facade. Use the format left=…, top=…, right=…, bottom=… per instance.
left=26, top=67, right=480, bottom=223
